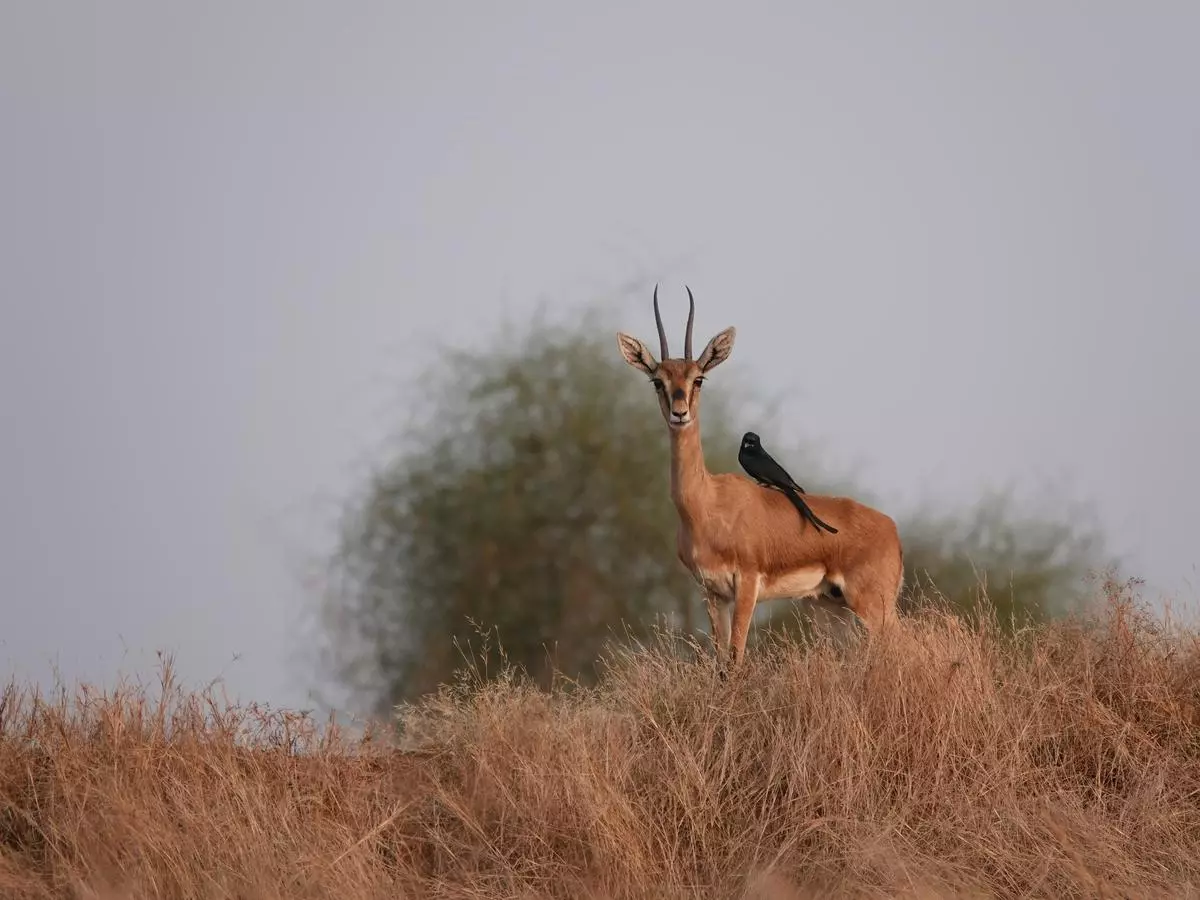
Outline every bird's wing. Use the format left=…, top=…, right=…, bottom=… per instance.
left=762, top=454, right=801, bottom=490
left=761, top=450, right=810, bottom=494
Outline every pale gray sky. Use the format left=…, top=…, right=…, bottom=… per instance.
left=2, top=4, right=1197, bottom=714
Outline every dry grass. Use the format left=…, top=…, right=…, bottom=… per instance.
left=4, top=578, right=1200, bottom=899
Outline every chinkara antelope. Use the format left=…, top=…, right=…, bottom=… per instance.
left=616, top=286, right=905, bottom=671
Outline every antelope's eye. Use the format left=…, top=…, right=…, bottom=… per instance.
left=694, top=377, right=705, bottom=389
left=651, top=379, right=665, bottom=392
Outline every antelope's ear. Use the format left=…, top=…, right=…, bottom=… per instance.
left=616, top=332, right=658, bottom=375
left=697, top=327, right=736, bottom=372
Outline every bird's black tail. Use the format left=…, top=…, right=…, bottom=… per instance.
left=782, top=488, right=838, bottom=535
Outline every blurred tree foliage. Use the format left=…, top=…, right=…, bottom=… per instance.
left=898, top=490, right=1104, bottom=623
left=325, top=305, right=1108, bottom=712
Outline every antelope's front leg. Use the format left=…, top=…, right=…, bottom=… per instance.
left=705, top=593, right=732, bottom=674
left=728, top=573, right=760, bottom=670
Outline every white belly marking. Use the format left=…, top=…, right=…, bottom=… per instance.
left=759, top=564, right=828, bottom=601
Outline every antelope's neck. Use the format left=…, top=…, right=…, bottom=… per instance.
left=669, top=423, right=711, bottom=523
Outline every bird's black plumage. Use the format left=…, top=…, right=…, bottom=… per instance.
left=738, top=432, right=838, bottom=535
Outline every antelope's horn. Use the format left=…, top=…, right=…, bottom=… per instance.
left=653, top=284, right=670, bottom=360
left=684, top=286, right=696, bottom=360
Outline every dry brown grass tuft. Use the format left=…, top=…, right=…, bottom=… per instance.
left=4, top=578, right=1200, bottom=898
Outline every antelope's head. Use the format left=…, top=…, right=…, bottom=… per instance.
left=616, top=285, right=736, bottom=430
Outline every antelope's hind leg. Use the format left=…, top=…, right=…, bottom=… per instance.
left=840, top=566, right=902, bottom=634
